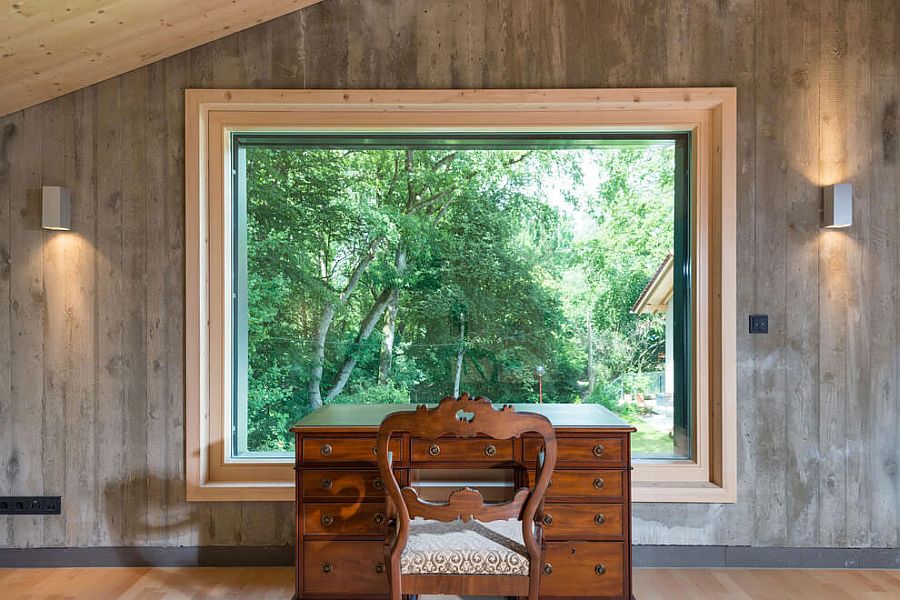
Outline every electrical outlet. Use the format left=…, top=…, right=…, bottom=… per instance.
left=749, top=314, right=769, bottom=334
left=0, top=496, right=62, bottom=515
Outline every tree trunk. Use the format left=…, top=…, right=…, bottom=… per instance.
left=586, top=307, right=595, bottom=395
left=377, top=248, right=407, bottom=385
left=378, top=288, right=400, bottom=385
left=308, top=302, right=336, bottom=410
left=307, top=236, right=383, bottom=410
left=325, top=288, right=393, bottom=402
left=467, top=353, right=490, bottom=383
left=453, top=313, right=466, bottom=397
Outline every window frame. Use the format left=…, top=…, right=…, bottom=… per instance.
left=185, top=88, right=737, bottom=502
left=231, top=131, right=693, bottom=462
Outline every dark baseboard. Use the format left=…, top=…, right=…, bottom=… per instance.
left=0, top=545, right=897, bottom=569
left=633, top=545, right=900, bottom=569
left=0, top=545, right=293, bottom=568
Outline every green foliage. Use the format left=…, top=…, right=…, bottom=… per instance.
left=578, top=148, right=673, bottom=373
left=588, top=380, right=622, bottom=412
left=332, top=382, right=411, bottom=405
left=242, top=143, right=677, bottom=453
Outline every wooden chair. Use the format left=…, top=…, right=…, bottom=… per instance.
left=376, top=393, right=558, bottom=600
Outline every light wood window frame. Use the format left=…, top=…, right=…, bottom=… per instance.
left=185, top=88, right=737, bottom=502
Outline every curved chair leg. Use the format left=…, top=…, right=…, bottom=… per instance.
left=388, top=559, right=402, bottom=600
left=528, top=561, right=540, bottom=600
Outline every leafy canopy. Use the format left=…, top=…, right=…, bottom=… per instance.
left=242, top=143, right=675, bottom=453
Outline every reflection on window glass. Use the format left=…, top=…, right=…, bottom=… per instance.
left=234, top=136, right=690, bottom=460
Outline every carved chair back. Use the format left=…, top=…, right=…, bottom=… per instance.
left=375, top=393, right=557, bottom=597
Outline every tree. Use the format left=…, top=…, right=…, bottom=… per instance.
left=577, top=147, right=674, bottom=395
left=242, top=143, right=676, bottom=452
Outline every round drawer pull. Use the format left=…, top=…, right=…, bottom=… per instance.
left=320, top=443, right=333, bottom=456
left=594, top=513, right=606, bottom=526
left=593, top=444, right=606, bottom=457
left=373, top=477, right=384, bottom=491
left=321, top=514, right=334, bottom=526
left=593, top=477, right=605, bottom=489
left=373, top=512, right=385, bottom=526
left=321, top=478, right=333, bottom=490
left=595, top=564, right=606, bottom=576
left=374, top=562, right=385, bottom=574
left=428, top=443, right=441, bottom=457
left=542, top=514, right=553, bottom=526
left=484, top=444, right=497, bottom=457
left=543, top=564, right=553, bottom=575
left=321, top=562, right=332, bottom=574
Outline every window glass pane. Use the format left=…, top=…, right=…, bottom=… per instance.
left=234, top=135, right=690, bottom=460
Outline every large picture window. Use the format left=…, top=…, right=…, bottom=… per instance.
left=184, top=88, right=736, bottom=502
left=231, top=134, right=693, bottom=461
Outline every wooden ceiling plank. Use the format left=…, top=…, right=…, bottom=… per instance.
left=0, top=0, right=325, bottom=116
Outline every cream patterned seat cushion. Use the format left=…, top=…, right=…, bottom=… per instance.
left=400, top=518, right=529, bottom=576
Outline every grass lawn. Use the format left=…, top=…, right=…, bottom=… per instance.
left=620, top=413, right=675, bottom=456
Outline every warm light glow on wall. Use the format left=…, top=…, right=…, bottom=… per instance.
left=37, top=232, right=104, bottom=328
left=818, top=228, right=856, bottom=299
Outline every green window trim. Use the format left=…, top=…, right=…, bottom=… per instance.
left=230, top=131, right=693, bottom=462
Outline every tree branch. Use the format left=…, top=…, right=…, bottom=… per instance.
left=503, top=151, right=532, bottom=167
left=409, top=189, right=453, bottom=214
left=325, top=287, right=394, bottom=402
left=433, top=151, right=458, bottom=170
left=338, top=235, right=384, bottom=303
left=384, top=153, right=402, bottom=204
left=405, top=149, right=416, bottom=212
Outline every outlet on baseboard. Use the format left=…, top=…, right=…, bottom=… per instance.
left=0, top=496, right=62, bottom=515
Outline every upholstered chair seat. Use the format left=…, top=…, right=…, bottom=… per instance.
left=400, top=517, right=530, bottom=576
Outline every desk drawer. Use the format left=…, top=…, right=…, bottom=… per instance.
left=541, top=541, right=625, bottom=597
left=303, top=502, right=387, bottom=536
left=525, top=435, right=626, bottom=466
left=304, top=540, right=387, bottom=595
left=540, top=503, right=624, bottom=539
left=302, top=436, right=402, bottom=464
left=411, top=438, right=514, bottom=463
left=530, top=469, right=625, bottom=499
left=301, top=469, right=389, bottom=500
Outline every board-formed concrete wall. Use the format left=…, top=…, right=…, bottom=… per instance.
left=0, top=0, right=897, bottom=549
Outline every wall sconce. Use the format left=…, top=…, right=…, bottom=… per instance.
left=823, top=183, right=852, bottom=228
left=42, top=186, right=71, bottom=231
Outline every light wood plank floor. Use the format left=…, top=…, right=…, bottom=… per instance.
left=0, top=567, right=898, bottom=599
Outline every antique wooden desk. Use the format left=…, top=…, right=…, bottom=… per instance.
left=291, top=403, right=635, bottom=600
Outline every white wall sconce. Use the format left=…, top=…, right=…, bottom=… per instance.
left=823, top=182, right=852, bottom=228
left=42, top=186, right=71, bottom=231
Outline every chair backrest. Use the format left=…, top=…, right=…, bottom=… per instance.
left=376, top=393, right=558, bottom=574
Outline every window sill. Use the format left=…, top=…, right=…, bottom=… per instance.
left=632, top=480, right=736, bottom=503
left=186, top=480, right=294, bottom=502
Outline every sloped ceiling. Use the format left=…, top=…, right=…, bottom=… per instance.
left=0, top=0, right=326, bottom=117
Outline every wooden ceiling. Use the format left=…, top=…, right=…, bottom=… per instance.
left=0, top=0, right=325, bottom=117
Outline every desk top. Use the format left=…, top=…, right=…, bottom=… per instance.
left=291, top=402, right=633, bottom=432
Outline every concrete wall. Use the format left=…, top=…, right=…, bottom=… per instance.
left=1, top=0, right=898, bottom=549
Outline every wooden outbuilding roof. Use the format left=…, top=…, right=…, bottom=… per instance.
left=631, top=253, right=674, bottom=314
